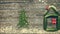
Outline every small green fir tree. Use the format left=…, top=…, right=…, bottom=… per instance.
left=17, top=9, right=29, bottom=28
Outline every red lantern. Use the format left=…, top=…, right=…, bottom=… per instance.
left=52, top=18, right=56, bottom=24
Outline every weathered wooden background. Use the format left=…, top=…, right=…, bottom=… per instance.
left=0, top=0, right=60, bottom=34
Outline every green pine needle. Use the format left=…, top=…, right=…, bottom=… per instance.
left=17, top=9, right=29, bottom=28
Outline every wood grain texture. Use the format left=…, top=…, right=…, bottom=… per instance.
left=0, top=0, right=60, bottom=34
